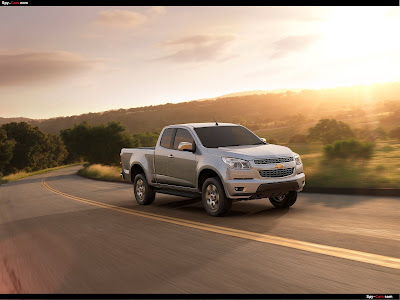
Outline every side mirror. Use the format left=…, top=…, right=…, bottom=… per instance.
left=260, top=138, right=267, bottom=144
left=178, top=142, right=194, bottom=152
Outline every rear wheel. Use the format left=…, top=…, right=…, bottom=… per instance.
left=133, top=173, right=156, bottom=205
left=269, top=191, right=297, bottom=208
left=202, top=177, right=232, bottom=217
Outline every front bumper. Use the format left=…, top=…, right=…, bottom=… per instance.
left=224, top=172, right=305, bottom=199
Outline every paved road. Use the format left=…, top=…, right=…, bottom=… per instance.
left=0, top=166, right=399, bottom=293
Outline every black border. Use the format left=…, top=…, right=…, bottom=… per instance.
left=0, top=294, right=399, bottom=299
left=1, top=1, right=399, bottom=6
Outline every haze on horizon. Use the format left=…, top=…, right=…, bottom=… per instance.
left=1, top=6, right=400, bottom=119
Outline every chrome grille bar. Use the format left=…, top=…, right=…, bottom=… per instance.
left=254, top=157, right=294, bottom=164
left=259, top=168, right=294, bottom=178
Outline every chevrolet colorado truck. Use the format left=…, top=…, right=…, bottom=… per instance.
left=120, top=123, right=305, bottom=216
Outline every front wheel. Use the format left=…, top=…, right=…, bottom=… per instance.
left=202, top=177, right=232, bottom=217
left=133, top=173, right=156, bottom=205
left=269, top=191, right=297, bottom=208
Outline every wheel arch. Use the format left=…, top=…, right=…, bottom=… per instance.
left=198, top=167, right=226, bottom=193
left=130, top=163, right=147, bottom=183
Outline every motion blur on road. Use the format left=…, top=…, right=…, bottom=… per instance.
left=0, top=165, right=399, bottom=293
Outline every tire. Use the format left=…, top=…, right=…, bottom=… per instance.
left=133, top=173, right=156, bottom=205
left=269, top=191, right=297, bottom=209
left=201, top=177, right=232, bottom=217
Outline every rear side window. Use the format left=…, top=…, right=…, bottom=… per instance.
left=173, top=128, right=194, bottom=150
left=160, top=128, right=175, bottom=149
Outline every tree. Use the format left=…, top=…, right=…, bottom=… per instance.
left=374, top=127, right=387, bottom=140
left=133, top=131, right=159, bottom=147
left=1, top=122, right=67, bottom=174
left=60, top=121, right=91, bottom=163
left=389, top=127, right=400, bottom=140
left=289, top=134, right=307, bottom=144
left=380, top=109, right=400, bottom=125
left=0, top=129, right=16, bottom=175
left=354, top=126, right=375, bottom=142
left=356, top=126, right=388, bottom=142
left=307, top=119, right=354, bottom=144
left=61, top=121, right=135, bottom=165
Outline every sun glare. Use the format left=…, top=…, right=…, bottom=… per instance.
left=315, top=7, right=400, bottom=87
left=322, top=8, right=390, bottom=56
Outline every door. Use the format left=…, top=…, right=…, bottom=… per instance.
left=154, top=128, right=175, bottom=184
left=167, top=128, right=197, bottom=187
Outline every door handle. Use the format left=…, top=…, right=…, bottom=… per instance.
left=168, top=154, right=174, bottom=158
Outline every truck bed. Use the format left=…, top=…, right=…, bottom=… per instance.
left=135, top=147, right=155, bottom=150
left=120, top=147, right=156, bottom=181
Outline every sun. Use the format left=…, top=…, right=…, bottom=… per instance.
left=312, top=7, right=400, bottom=87
left=321, top=7, right=397, bottom=58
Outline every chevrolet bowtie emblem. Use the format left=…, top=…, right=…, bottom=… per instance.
left=275, top=164, right=284, bottom=169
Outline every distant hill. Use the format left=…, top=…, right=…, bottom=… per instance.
left=198, top=88, right=302, bottom=101
left=217, top=88, right=303, bottom=98
left=0, top=117, right=33, bottom=126
left=2, top=82, right=400, bottom=139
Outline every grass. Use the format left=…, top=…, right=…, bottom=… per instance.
left=255, top=126, right=308, bottom=144
left=78, top=164, right=123, bottom=181
left=296, top=140, right=400, bottom=188
left=77, top=140, right=400, bottom=189
left=0, top=163, right=82, bottom=185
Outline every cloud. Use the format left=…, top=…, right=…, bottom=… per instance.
left=96, top=9, right=147, bottom=29
left=148, top=6, right=166, bottom=16
left=271, top=34, right=321, bottom=59
left=157, top=34, right=235, bottom=63
left=0, top=50, right=99, bottom=86
left=163, top=35, right=216, bottom=46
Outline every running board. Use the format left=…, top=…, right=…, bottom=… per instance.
left=155, top=188, right=201, bottom=198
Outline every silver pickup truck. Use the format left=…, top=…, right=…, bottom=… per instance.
left=120, top=122, right=305, bottom=216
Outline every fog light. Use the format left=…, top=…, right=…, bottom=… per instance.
left=302, top=180, right=305, bottom=187
left=234, top=187, right=247, bottom=192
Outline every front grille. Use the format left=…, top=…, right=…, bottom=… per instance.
left=254, top=157, right=294, bottom=164
left=259, top=168, right=294, bottom=178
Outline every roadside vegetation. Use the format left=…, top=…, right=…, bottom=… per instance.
left=0, top=123, right=67, bottom=176
left=323, top=139, right=375, bottom=160
left=78, top=164, right=122, bottom=181
left=293, top=141, right=400, bottom=188
left=2, top=116, right=400, bottom=188
left=0, top=121, right=153, bottom=184
left=0, top=163, right=81, bottom=185
left=77, top=140, right=400, bottom=189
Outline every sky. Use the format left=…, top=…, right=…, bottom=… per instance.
left=1, top=6, right=400, bottom=119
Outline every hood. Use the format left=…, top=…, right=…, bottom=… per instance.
left=206, top=144, right=294, bottom=160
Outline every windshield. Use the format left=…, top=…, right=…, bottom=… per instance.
left=194, top=126, right=264, bottom=148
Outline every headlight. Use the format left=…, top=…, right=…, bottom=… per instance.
left=294, top=153, right=302, bottom=165
left=222, top=157, right=251, bottom=169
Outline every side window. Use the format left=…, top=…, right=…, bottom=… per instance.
left=173, top=128, right=194, bottom=150
left=160, top=128, right=175, bottom=149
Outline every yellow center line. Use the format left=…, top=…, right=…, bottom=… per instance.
left=41, top=178, right=400, bottom=270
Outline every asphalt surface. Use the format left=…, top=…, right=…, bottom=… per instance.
left=0, top=165, right=399, bottom=293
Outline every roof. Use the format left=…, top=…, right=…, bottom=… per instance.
left=169, top=122, right=239, bottom=128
